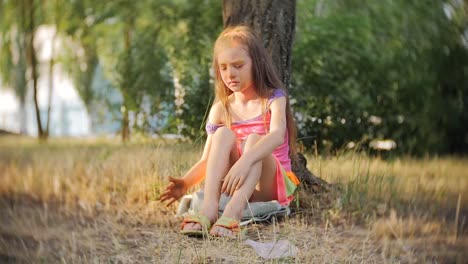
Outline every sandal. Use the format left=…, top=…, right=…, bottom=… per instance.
left=210, top=216, right=245, bottom=239
left=180, top=213, right=212, bottom=237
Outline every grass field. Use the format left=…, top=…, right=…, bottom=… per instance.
left=0, top=136, right=467, bottom=263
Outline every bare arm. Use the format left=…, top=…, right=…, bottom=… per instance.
left=180, top=135, right=213, bottom=188
left=221, top=96, right=288, bottom=194
left=183, top=101, right=225, bottom=187
left=160, top=103, right=223, bottom=205
left=159, top=135, right=212, bottom=206
left=238, top=96, right=287, bottom=164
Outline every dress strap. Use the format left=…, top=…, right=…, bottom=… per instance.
left=267, top=89, right=286, bottom=107
left=205, top=122, right=223, bottom=135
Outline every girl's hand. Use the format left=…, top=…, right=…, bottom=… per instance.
left=221, top=158, right=252, bottom=196
left=159, top=177, right=188, bottom=206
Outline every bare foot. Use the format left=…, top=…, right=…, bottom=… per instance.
left=209, top=213, right=241, bottom=238
left=182, top=211, right=217, bottom=232
left=182, top=222, right=202, bottom=231
left=210, top=225, right=236, bottom=238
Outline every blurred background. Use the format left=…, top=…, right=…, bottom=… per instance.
left=1, top=0, right=467, bottom=155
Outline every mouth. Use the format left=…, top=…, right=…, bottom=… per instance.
left=228, top=81, right=240, bottom=86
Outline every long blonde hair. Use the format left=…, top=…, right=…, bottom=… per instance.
left=212, top=25, right=297, bottom=159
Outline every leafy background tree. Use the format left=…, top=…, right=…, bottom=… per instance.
left=0, top=0, right=466, bottom=155
left=0, top=0, right=29, bottom=134
left=1, top=0, right=49, bottom=138
left=292, top=0, right=468, bottom=155
left=161, top=0, right=222, bottom=141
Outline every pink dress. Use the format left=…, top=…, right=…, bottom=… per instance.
left=206, top=89, right=299, bottom=205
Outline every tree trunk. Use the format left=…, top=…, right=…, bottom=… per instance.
left=71, top=40, right=98, bottom=135
left=19, top=99, right=27, bottom=134
left=222, top=0, right=326, bottom=191
left=122, top=107, right=130, bottom=142
left=25, top=0, right=45, bottom=140
left=15, top=34, right=28, bottom=135
left=81, top=48, right=98, bottom=134
left=46, top=29, right=57, bottom=137
left=222, top=0, right=296, bottom=89
left=121, top=21, right=133, bottom=143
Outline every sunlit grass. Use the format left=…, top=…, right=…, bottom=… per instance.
left=1, top=137, right=204, bottom=213
left=309, top=152, right=467, bottom=216
left=0, top=136, right=466, bottom=262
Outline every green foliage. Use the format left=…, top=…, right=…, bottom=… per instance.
left=160, top=0, right=222, bottom=140
left=1, top=0, right=467, bottom=154
left=292, top=0, right=468, bottom=155
left=62, top=0, right=176, bottom=135
left=114, top=26, right=174, bottom=134
left=0, top=0, right=31, bottom=103
left=58, top=0, right=111, bottom=110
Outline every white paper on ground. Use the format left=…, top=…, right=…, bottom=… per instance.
left=244, top=239, right=298, bottom=259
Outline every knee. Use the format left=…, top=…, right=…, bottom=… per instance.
left=212, top=127, right=236, bottom=143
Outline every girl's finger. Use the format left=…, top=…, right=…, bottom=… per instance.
left=169, top=177, right=184, bottom=186
left=160, top=194, right=170, bottom=202
left=160, top=191, right=168, bottom=197
left=235, top=177, right=244, bottom=191
left=226, top=177, right=236, bottom=195
left=160, top=188, right=173, bottom=197
left=224, top=180, right=231, bottom=195
left=230, top=177, right=240, bottom=196
left=229, top=177, right=239, bottom=196
left=166, top=198, right=176, bottom=206
left=168, top=176, right=177, bottom=182
left=221, top=175, right=230, bottom=192
left=223, top=179, right=230, bottom=195
left=172, top=179, right=183, bottom=185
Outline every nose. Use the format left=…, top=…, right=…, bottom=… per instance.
left=227, top=66, right=236, bottom=78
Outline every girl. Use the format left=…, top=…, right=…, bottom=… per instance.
left=160, top=25, right=300, bottom=238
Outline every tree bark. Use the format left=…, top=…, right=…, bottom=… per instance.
left=25, top=0, right=45, bottom=140
left=121, top=20, right=133, bottom=143
left=222, top=0, right=296, bottom=89
left=122, top=107, right=130, bottom=142
left=19, top=99, right=27, bottom=134
left=222, top=0, right=326, bottom=191
left=46, top=29, right=57, bottom=137
left=14, top=33, right=28, bottom=134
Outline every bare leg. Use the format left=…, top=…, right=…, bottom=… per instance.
left=210, top=133, right=277, bottom=237
left=202, top=127, right=238, bottom=221
left=183, top=127, right=239, bottom=231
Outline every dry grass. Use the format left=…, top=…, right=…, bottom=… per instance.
left=0, top=136, right=467, bottom=263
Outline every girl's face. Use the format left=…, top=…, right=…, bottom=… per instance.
left=217, top=45, right=254, bottom=94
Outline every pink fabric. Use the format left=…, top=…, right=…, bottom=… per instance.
left=230, top=112, right=291, bottom=172
left=273, top=156, right=293, bottom=205
left=206, top=89, right=293, bottom=205
left=231, top=113, right=292, bottom=205
left=206, top=89, right=291, bottom=171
